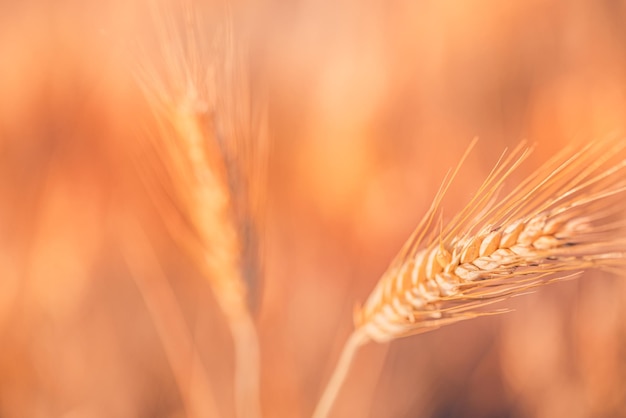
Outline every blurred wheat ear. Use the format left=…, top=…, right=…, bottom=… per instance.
left=313, top=138, right=626, bottom=418
left=130, top=1, right=267, bottom=417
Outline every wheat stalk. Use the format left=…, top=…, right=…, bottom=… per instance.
left=122, top=224, right=222, bottom=418
left=132, top=2, right=267, bottom=417
left=313, top=137, right=626, bottom=418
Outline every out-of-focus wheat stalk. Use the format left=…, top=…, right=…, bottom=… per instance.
left=131, top=1, right=267, bottom=418
left=313, top=138, right=626, bottom=418
left=122, top=224, right=221, bottom=418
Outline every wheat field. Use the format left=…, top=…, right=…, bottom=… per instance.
left=1, top=0, right=626, bottom=417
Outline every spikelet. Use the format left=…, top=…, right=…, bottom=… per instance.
left=355, top=138, right=626, bottom=342
left=313, top=138, right=626, bottom=418
left=132, top=2, right=266, bottom=418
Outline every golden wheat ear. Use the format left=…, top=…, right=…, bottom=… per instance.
left=313, top=138, right=626, bottom=418
left=131, top=2, right=267, bottom=418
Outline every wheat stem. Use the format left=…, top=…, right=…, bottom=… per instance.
left=231, top=312, right=263, bottom=418
left=312, top=330, right=369, bottom=418
left=122, top=224, right=220, bottom=418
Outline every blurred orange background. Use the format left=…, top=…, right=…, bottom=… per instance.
left=1, top=0, right=626, bottom=417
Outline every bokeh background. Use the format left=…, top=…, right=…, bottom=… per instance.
left=1, top=0, right=626, bottom=417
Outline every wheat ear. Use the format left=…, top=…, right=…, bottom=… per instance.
left=313, top=138, right=626, bottom=418
left=133, top=2, right=266, bottom=418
